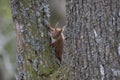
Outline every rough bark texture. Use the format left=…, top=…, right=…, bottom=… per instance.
left=66, top=0, right=120, bottom=80
left=10, top=0, right=58, bottom=80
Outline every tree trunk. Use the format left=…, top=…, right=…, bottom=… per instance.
left=10, top=0, right=120, bottom=80
left=66, top=0, right=120, bottom=80
left=10, top=0, right=58, bottom=80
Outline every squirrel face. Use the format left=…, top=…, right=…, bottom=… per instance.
left=49, top=28, right=63, bottom=39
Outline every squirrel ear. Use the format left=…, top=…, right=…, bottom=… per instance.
left=60, top=28, right=64, bottom=33
left=47, top=23, right=55, bottom=31
left=61, top=25, right=65, bottom=32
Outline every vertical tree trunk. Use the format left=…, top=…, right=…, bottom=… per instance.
left=66, top=0, right=120, bottom=80
left=10, top=0, right=58, bottom=80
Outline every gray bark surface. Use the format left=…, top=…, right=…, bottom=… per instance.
left=65, top=0, right=120, bottom=80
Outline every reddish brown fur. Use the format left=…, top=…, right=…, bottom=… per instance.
left=47, top=23, right=64, bottom=63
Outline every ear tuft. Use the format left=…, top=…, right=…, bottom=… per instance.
left=61, top=25, right=65, bottom=32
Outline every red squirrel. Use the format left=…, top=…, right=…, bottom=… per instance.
left=47, top=23, right=65, bottom=63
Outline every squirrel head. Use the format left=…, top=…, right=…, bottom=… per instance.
left=47, top=23, right=64, bottom=39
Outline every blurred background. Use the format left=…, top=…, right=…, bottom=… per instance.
left=0, top=0, right=16, bottom=80
left=0, top=0, right=65, bottom=80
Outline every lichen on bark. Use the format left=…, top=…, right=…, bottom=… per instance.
left=11, top=0, right=59, bottom=80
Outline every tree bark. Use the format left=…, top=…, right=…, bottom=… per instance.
left=66, top=0, right=120, bottom=80
left=10, top=0, right=58, bottom=80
